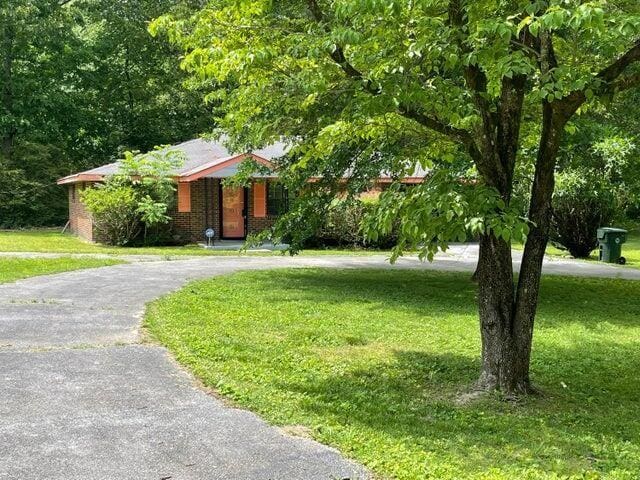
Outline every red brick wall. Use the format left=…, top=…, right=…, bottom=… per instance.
left=68, top=184, right=94, bottom=242
left=168, top=179, right=278, bottom=242
left=169, top=178, right=220, bottom=243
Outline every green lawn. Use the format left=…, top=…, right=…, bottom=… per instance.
left=0, top=229, right=387, bottom=257
left=0, top=229, right=253, bottom=256
left=0, top=256, right=123, bottom=284
left=145, top=268, right=640, bottom=480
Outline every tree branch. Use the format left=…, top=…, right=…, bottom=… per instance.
left=596, top=38, right=640, bottom=84
left=398, top=106, right=474, bottom=145
left=448, top=0, right=515, bottom=192
left=307, top=0, right=374, bottom=87
left=558, top=38, right=640, bottom=120
left=613, top=71, right=640, bottom=92
left=307, top=0, right=474, bottom=146
left=448, top=0, right=494, bottom=128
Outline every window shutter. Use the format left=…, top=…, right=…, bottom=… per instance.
left=253, top=181, right=267, bottom=218
left=177, top=182, right=191, bottom=213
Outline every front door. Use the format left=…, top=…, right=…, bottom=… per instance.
left=221, top=187, right=246, bottom=238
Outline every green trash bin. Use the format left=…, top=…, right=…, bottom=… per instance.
left=597, top=227, right=628, bottom=264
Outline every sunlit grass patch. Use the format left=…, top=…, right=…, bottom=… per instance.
left=145, top=268, right=640, bottom=479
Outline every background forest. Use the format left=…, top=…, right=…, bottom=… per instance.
left=1, top=0, right=639, bottom=247
left=0, top=0, right=209, bottom=227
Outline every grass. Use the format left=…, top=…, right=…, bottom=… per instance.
left=145, top=268, right=640, bottom=480
left=0, top=229, right=389, bottom=257
left=0, top=256, right=123, bottom=283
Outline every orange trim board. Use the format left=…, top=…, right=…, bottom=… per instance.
left=179, top=153, right=275, bottom=183
left=253, top=181, right=267, bottom=218
left=177, top=182, right=192, bottom=213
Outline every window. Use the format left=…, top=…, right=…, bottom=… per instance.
left=267, top=181, right=288, bottom=216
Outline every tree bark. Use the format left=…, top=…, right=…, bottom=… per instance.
left=476, top=232, right=530, bottom=393
left=472, top=69, right=532, bottom=395
left=474, top=97, right=567, bottom=396
left=513, top=103, right=565, bottom=377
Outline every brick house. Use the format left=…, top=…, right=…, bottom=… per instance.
left=58, top=138, right=427, bottom=243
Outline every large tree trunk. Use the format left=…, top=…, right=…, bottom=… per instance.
left=474, top=102, right=564, bottom=397
left=475, top=233, right=533, bottom=394
left=511, top=104, right=564, bottom=386
left=471, top=71, right=534, bottom=395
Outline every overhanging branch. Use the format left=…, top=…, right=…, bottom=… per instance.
left=558, top=38, right=640, bottom=119
left=306, top=0, right=473, bottom=146
left=596, top=39, right=640, bottom=84
left=398, top=106, right=474, bottom=145
left=612, top=71, right=640, bottom=92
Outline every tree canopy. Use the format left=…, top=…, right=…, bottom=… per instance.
left=152, top=1, right=640, bottom=249
left=153, top=0, right=640, bottom=394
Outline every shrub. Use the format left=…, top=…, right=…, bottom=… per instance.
left=317, top=199, right=367, bottom=247
left=81, top=148, right=184, bottom=246
left=552, top=170, right=617, bottom=258
left=81, top=184, right=141, bottom=246
left=314, top=197, right=398, bottom=249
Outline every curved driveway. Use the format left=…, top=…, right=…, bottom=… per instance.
left=1, top=252, right=638, bottom=480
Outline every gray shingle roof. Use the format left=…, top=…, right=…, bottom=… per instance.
left=76, top=138, right=289, bottom=177
left=59, top=137, right=429, bottom=183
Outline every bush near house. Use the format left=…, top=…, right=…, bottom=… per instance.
left=310, top=197, right=399, bottom=249
left=81, top=149, right=183, bottom=246
left=81, top=185, right=141, bottom=246
left=551, top=170, right=617, bottom=258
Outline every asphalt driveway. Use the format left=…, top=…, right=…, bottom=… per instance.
left=0, top=256, right=385, bottom=480
left=1, top=253, right=638, bottom=479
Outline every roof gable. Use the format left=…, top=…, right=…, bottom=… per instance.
left=58, top=138, right=287, bottom=185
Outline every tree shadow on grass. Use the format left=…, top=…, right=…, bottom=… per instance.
left=254, top=268, right=640, bottom=328
left=536, top=275, right=640, bottom=328
left=189, top=269, right=640, bottom=476
left=277, top=344, right=640, bottom=477
left=255, top=268, right=479, bottom=316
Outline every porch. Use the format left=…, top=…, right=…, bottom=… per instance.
left=199, top=239, right=289, bottom=251
left=171, top=177, right=286, bottom=244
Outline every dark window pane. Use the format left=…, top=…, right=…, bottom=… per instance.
left=267, top=181, right=288, bottom=216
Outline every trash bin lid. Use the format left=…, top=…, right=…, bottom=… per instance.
left=597, top=227, right=628, bottom=239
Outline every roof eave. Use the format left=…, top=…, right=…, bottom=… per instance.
left=178, top=153, right=275, bottom=182
left=57, top=173, right=106, bottom=185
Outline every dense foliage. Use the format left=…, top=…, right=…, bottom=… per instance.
left=548, top=110, right=640, bottom=255
left=0, top=0, right=209, bottom=228
left=557, top=114, right=640, bottom=218
left=81, top=184, right=140, bottom=246
left=551, top=170, right=616, bottom=258
left=310, top=196, right=397, bottom=248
